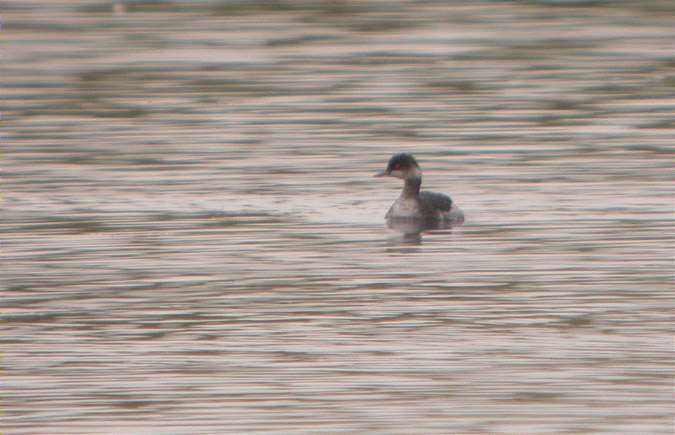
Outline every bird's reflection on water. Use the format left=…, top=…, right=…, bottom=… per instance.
left=386, top=217, right=459, bottom=245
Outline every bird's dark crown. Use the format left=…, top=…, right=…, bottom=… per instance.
left=387, top=153, right=419, bottom=172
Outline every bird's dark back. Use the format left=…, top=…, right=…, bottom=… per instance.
left=419, top=191, right=452, bottom=212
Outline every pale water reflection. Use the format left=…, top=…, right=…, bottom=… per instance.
left=3, top=0, right=674, bottom=434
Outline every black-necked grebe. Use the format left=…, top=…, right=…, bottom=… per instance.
left=375, top=153, right=464, bottom=224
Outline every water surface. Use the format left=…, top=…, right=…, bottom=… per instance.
left=3, top=1, right=674, bottom=433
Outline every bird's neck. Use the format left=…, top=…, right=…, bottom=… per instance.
left=402, top=174, right=422, bottom=198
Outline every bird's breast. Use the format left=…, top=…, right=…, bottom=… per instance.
left=389, top=197, right=421, bottom=218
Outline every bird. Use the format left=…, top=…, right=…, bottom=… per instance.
left=375, top=152, right=464, bottom=225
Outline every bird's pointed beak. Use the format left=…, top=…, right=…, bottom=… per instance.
left=374, top=170, right=389, bottom=178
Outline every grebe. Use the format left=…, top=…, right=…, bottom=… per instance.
left=375, top=153, right=464, bottom=225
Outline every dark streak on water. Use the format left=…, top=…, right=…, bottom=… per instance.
left=3, top=0, right=674, bottom=433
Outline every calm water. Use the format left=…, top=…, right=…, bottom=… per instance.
left=3, top=1, right=674, bottom=433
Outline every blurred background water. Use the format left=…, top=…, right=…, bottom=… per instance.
left=2, top=0, right=674, bottom=433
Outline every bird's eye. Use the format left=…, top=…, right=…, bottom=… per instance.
left=394, top=163, right=401, bottom=170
